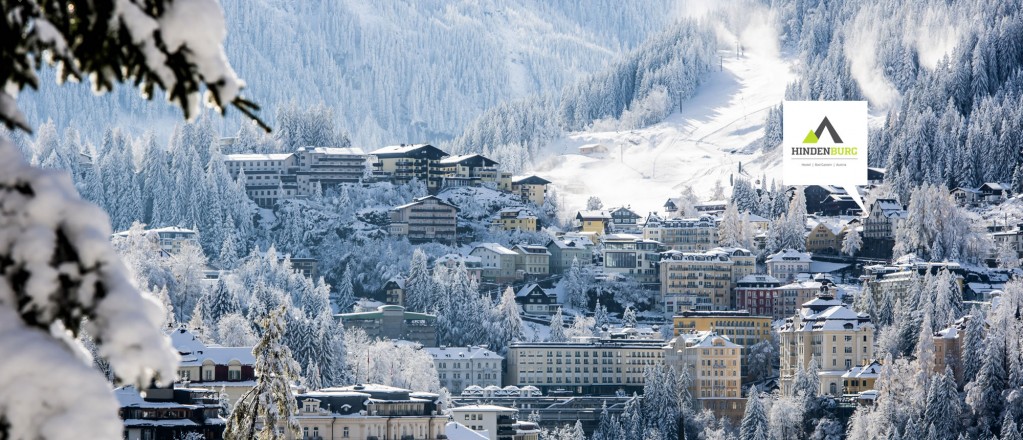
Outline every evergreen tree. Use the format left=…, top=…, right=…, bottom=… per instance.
left=924, top=366, right=960, bottom=440
left=740, top=386, right=769, bottom=440
left=623, top=306, right=637, bottom=328
left=961, top=311, right=985, bottom=385
left=594, top=299, right=610, bottom=331
left=225, top=306, right=301, bottom=440
left=563, top=258, right=588, bottom=310
left=842, top=227, right=862, bottom=256
left=491, top=286, right=523, bottom=352
left=404, top=249, right=432, bottom=312
left=334, top=263, right=356, bottom=313
left=305, top=359, right=322, bottom=391
left=966, top=325, right=1006, bottom=435
left=549, top=308, right=568, bottom=342
left=1002, top=412, right=1022, bottom=440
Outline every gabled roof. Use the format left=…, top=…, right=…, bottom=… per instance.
left=513, top=244, right=551, bottom=256
left=576, top=210, right=611, bottom=220
left=737, top=274, right=781, bottom=285
left=391, top=195, right=459, bottom=211
left=513, top=175, right=551, bottom=185
left=516, top=284, right=553, bottom=298
left=609, top=206, right=641, bottom=219
left=370, top=144, right=449, bottom=159
left=766, top=249, right=812, bottom=263
left=547, top=239, right=589, bottom=250
left=471, top=243, right=516, bottom=256
left=438, top=154, right=498, bottom=166
left=169, top=328, right=255, bottom=367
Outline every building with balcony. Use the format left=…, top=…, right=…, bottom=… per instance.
left=224, top=147, right=369, bottom=208
left=291, top=384, right=448, bottom=440
left=383, top=276, right=405, bottom=306
left=775, top=279, right=830, bottom=319
left=491, top=207, right=539, bottom=232
left=116, top=385, right=225, bottom=440
left=504, top=337, right=666, bottom=396
left=426, top=346, right=504, bottom=395
left=642, top=215, right=718, bottom=252
left=841, top=360, right=882, bottom=394
left=601, top=234, right=662, bottom=284
left=664, top=332, right=744, bottom=422
left=672, top=311, right=772, bottom=379
left=336, top=305, right=437, bottom=346
left=608, top=206, right=642, bottom=234
left=370, top=144, right=450, bottom=192
left=777, top=296, right=875, bottom=396
left=575, top=210, right=611, bottom=236
left=513, top=244, right=551, bottom=278
left=113, top=226, right=200, bottom=255
left=511, top=175, right=551, bottom=206
left=658, top=247, right=754, bottom=314
left=389, top=195, right=459, bottom=244
left=515, top=284, right=559, bottom=316
left=437, top=154, right=512, bottom=191
left=766, top=249, right=812, bottom=282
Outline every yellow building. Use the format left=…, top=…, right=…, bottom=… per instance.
left=491, top=207, right=538, bottom=232
left=512, top=175, right=551, bottom=206
left=504, top=338, right=666, bottom=395
left=576, top=210, right=610, bottom=235
left=290, top=385, right=448, bottom=440
left=805, top=216, right=855, bottom=254
left=672, top=310, right=772, bottom=379
left=664, top=332, right=744, bottom=421
left=778, top=296, right=875, bottom=396
left=658, top=247, right=755, bottom=313
left=841, top=360, right=882, bottom=394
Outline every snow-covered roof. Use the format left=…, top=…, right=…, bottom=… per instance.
left=513, top=244, right=550, bottom=255
left=450, top=404, right=517, bottom=413
left=169, top=328, right=255, bottom=367
left=113, top=226, right=198, bottom=237
left=224, top=153, right=293, bottom=161
left=425, top=346, right=502, bottom=360
left=548, top=239, right=589, bottom=250
left=841, top=360, right=882, bottom=379
left=512, top=175, right=551, bottom=185
left=516, top=284, right=553, bottom=298
left=737, top=274, right=780, bottom=285
left=370, top=143, right=444, bottom=156
left=472, top=243, right=516, bottom=255
left=809, top=261, right=850, bottom=273
left=299, top=146, right=366, bottom=156
left=437, top=153, right=497, bottom=166
left=576, top=210, right=611, bottom=220
left=678, top=331, right=741, bottom=349
left=445, top=422, right=490, bottom=440
left=434, top=254, right=482, bottom=266
left=766, top=249, right=812, bottom=263
left=392, top=195, right=458, bottom=211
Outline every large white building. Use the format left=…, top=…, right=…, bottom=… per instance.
left=766, top=249, right=812, bottom=282
left=777, top=296, right=875, bottom=396
left=290, top=384, right=448, bottom=440
left=224, top=147, right=368, bottom=207
left=448, top=404, right=541, bottom=440
left=425, top=346, right=503, bottom=394
left=112, top=226, right=199, bottom=255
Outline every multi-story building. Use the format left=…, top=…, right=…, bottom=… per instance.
left=113, top=226, right=200, bottom=255
left=291, top=384, right=448, bottom=440
left=777, top=296, right=875, bottom=396
left=934, top=316, right=969, bottom=386
left=491, top=207, right=539, bottom=232
left=841, top=360, right=882, bottom=394
left=116, top=385, right=225, bottom=440
left=370, top=143, right=450, bottom=192
left=515, top=284, right=559, bottom=316
left=389, top=195, right=458, bottom=244
left=664, top=332, right=744, bottom=421
left=672, top=311, right=772, bottom=378
left=734, top=274, right=781, bottom=316
left=546, top=239, right=591, bottom=274
left=775, top=279, right=828, bottom=319
left=434, top=253, right=483, bottom=285
left=170, top=328, right=256, bottom=404
left=658, top=247, right=754, bottom=313
left=224, top=147, right=369, bottom=208
left=576, top=210, right=610, bottom=236
left=862, top=198, right=906, bottom=240
left=448, top=405, right=541, bottom=440
left=991, top=223, right=1023, bottom=258
left=513, top=245, right=551, bottom=278
left=766, top=249, right=812, bottom=282
left=504, top=337, right=666, bottom=395
left=437, top=154, right=512, bottom=191
left=642, top=215, right=718, bottom=252
left=471, top=243, right=520, bottom=283
left=512, top=175, right=551, bottom=206
left=425, top=346, right=503, bottom=394
left=601, top=234, right=662, bottom=284
left=383, top=276, right=405, bottom=306
left=451, top=393, right=632, bottom=437
left=805, top=217, right=849, bottom=254
left=337, top=305, right=437, bottom=346
left=608, top=206, right=642, bottom=234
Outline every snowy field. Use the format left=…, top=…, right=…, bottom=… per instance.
left=532, top=43, right=794, bottom=216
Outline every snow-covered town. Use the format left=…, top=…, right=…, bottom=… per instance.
left=3, top=1, right=1023, bottom=440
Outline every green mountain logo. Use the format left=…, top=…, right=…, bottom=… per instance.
left=803, top=116, right=843, bottom=144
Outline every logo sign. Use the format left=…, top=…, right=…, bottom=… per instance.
left=783, top=101, right=868, bottom=213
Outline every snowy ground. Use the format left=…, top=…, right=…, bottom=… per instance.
left=531, top=45, right=795, bottom=216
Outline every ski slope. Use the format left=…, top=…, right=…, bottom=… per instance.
left=532, top=45, right=795, bottom=217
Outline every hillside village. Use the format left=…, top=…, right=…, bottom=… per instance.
left=99, top=137, right=1023, bottom=438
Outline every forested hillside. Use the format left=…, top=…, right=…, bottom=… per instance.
left=13, top=0, right=679, bottom=146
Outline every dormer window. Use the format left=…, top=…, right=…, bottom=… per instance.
left=302, top=399, right=321, bottom=413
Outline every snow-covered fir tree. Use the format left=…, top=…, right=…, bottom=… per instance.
left=225, top=306, right=301, bottom=440
left=548, top=308, right=568, bottom=343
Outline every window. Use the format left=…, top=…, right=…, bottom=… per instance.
left=229, top=370, right=241, bottom=381
left=343, top=427, right=349, bottom=438
left=178, top=370, right=190, bottom=380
